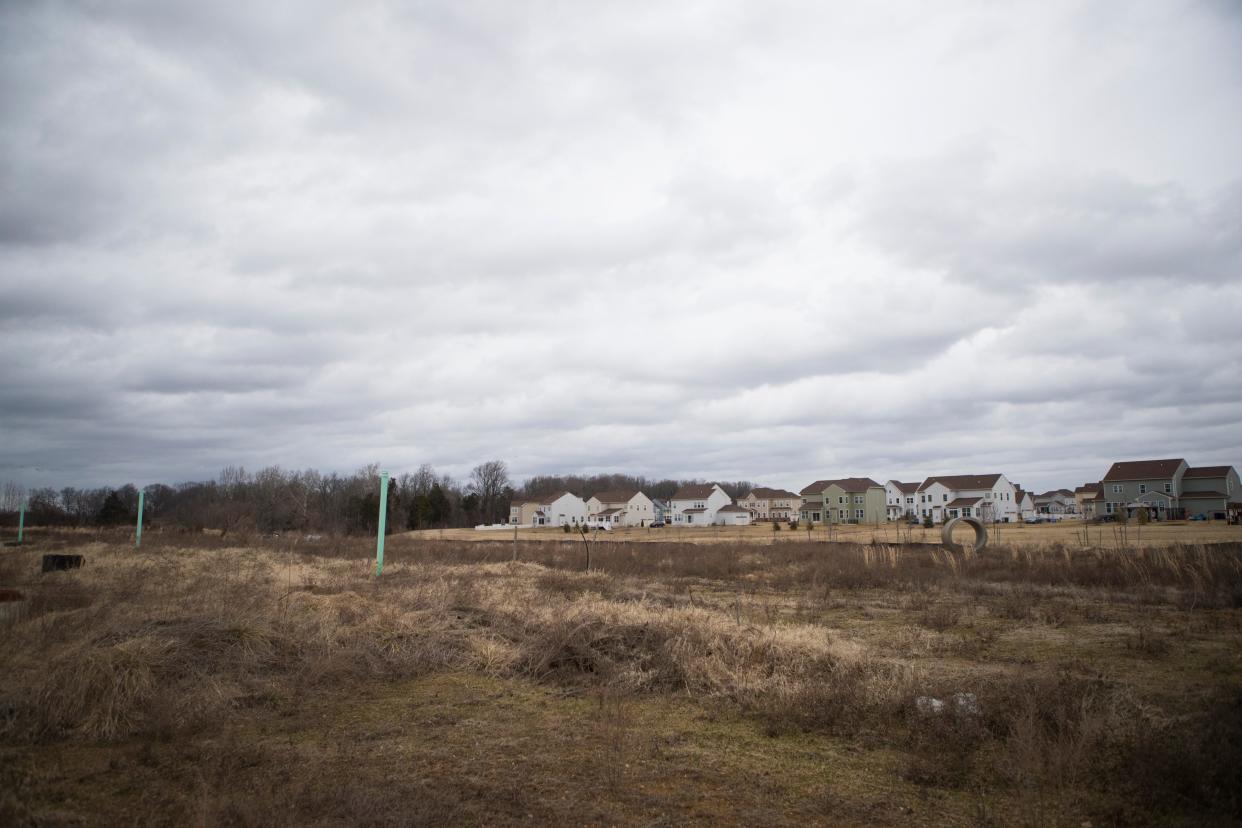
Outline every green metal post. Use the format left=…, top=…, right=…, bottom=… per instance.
left=375, top=471, right=389, bottom=576
left=17, top=503, right=24, bottom=545
left=135, top=490, right=144, bottom=548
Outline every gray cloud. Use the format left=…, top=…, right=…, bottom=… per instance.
left=1, top=1, right=1241, bottom=494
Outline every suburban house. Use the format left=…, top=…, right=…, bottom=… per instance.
left=1179, top=465, right=1240, bottom=520
left=915, top=474, right=1018, bottom=523
left=739, top=487, right=800, bottom=522
left=668, top=484, right=732, bottom=525
left=1074, top=483, right=1101, bottom=514
left=885, top=481, right=919, bottom=521
left=509, top=491, right=588, bottom=527
left=715, top=504, right=752, bottom=526
left=800, top=478, right=887, bottom=524
left=1097, top=458, right=1188, bottom=520
left=585, top=490, right=656, bottom=527
left=1013, top=488, right=1036, bottom=520
left=1034, top=489, right=1077, bottom=515
left=509, top=499, right=547, bottom=526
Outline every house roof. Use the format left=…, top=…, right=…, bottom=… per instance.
left=590, top=490, right=639, bottom=504
left=1035, top=490, right=1074, bottom=500
left=946, top=497, right=983, bottom=508
left=888, top=481, right=920, bottom=493
left=919, top=474, right=1002, bottom=491
left=671, top=484, right=719, bottom=501
left=1184, top=466, right=1234, bottom=479
left=594, top=508, right=624, bottom=516
left=746, top=487, right=798, bottom=499
left=1102, top=459, right=1186, bottom=482
left=717, top=504, right=747, bottom=512
left=681, top=507, right=706, bottom=513
left=1014, top=488, right=1028, bottom=502
left=802, top=477, right=881, bottom=495
left=1075, top=483, right=1101, bottom=493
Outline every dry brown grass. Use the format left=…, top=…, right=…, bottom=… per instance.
left=2, top=534, right=1241, bottom=825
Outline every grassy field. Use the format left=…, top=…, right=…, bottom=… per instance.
left=409, top=518, right=1242, bottom=549
left=2, top=531, right=1241, bottom=825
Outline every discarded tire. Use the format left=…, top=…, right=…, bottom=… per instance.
left=41, top=554, right=84, bottom=573
left=940, top=517, right=987, bottom=554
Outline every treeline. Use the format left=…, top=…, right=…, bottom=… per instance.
left=0, top=463, right=754, bottom=537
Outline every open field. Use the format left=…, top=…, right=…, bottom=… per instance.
left=3, top=531, right=1242, bottom=825
left=408, top=518, right=1242, bottom=549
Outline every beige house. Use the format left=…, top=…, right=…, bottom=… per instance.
left=586, top=490, right=656, bottom=527
left=738, top=487, right=800, bottom=522
left=509, top=499, right=547, bottom=526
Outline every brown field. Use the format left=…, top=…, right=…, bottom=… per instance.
left=409, top=517, right=1242, bottom=549
left=2, top=531, right=1241, bottom=826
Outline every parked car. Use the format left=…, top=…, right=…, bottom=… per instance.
left=1190, top=513, right=1208, bottom=521
left=650, top=521, right=665, bottom=528
left=1024, top=517, right=1042, bottom=524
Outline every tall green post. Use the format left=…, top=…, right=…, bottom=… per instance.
left=17, top=503, right=24, bottom=545
left=375, top=471, right=389, bottom=576
left=135, top=490, right=144, bottom=548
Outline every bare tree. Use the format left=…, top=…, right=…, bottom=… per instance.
left=469, top=460, right=510, bottom=525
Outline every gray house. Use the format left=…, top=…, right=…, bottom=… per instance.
left=1180, top=466, right=1240, bottom=519
left=1098, top=458, right=1188, bottom=519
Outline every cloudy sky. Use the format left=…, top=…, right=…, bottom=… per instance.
left=2, top=0, right=1240, bottom=493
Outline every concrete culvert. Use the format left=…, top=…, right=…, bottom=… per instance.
left=940, top=517, right=987, bottom=554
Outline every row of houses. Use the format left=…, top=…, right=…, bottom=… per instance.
left=507, top=458, right=1240, bottom=529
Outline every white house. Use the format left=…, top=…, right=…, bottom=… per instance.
left=885, top=481, right=919, bottom=521
left=668, top=484, right=732, bottom=525
left=586, top=490, right=655, bottom=527
left=914, top=474, right=1018, bottom=523
left=1013, top=488, right=1036, bottom=520
left=544, top=492, right=588, bottom=527
left=714, top=504, right=752, bottom=526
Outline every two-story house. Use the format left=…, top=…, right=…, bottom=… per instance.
left=1013, top=488, right=1036, bottom=520
left=1097, top=458, right=1188, bottom=520
left=1179, top=465, right=1240, bottom=520
left=1074, top=483, right=1101, bottom=514
left=585, top=490, right=656, bottom=527
left=1034, top=489, right=1076, bottom=515
left=885, top=481, right=919, bottom=521
left=799, top=478, right=887, bottom=524
left=738, top=487, right=800, bottom=522
left=668, top=484, right=732, bottom=525
left=915, top=474, right=1018, bottom=523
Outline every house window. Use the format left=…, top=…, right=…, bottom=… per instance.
left=1139, top=484, right=1147, bottom=494
left=1164, top=483, right=1172, bottom=493
left=1111, top=485, right=1123, bottom=494
left=1105, top=502, right=1116, bottom=514
left=943, top=494, right=949, bottom=502
left=854, top=495, right=863, bottom=504
left=906, top=497, right=914, bottom=504
left=855, top=509, right=864, bottom=519
left=838, top=496, right=845, bottom=504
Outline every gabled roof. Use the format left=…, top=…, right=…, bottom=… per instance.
left=671, top=484, right=720, bottom=501
left=746, top=487, right=798, bottom=499
left=594, top=507, right=624, bottom=516
left=887, top=481, right=920, bottom=493
left=682, top=507, right=706, bottom=513
left=946, top=497, right=982, bottom=508
left=1184, top=466, right=1235, bottom=479
left=717, top=504, right=748, bottom=512
left=590, top=489, right=640, bottom=504
left=919, top=474, right=1002, bottom=491
left=1102, top=459, right=1186, bottom=481
left=1075, top=483, right=1101, bottom=494
left=1014, top=488, right=1028, bottom=502
left=802, top=477, right=881, bottom=495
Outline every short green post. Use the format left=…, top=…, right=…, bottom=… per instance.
left=17, top=503, right=25, bottom=545
left=135, top=490, right=144, bottom=548
left=375, top=471, right=389, bottom=576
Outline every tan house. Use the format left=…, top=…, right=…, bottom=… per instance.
left=585, top=490, right=656, bottom=527
left=738, top=487, right=800, bottom=522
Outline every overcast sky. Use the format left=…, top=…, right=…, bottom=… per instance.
left=2, top=0, right=1240, bottom=494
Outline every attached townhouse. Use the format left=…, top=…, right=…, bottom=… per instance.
left=799, top=477, right=887, bottom=524
left=738, top=487, right=801, bottom=522
left=915, top=474, right=1019, bottom=523
left=885, top=481, right=919, bottom=521
left=585, top=490, right=656, bottom=527
left=668, top=484, right=732, bottom=525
